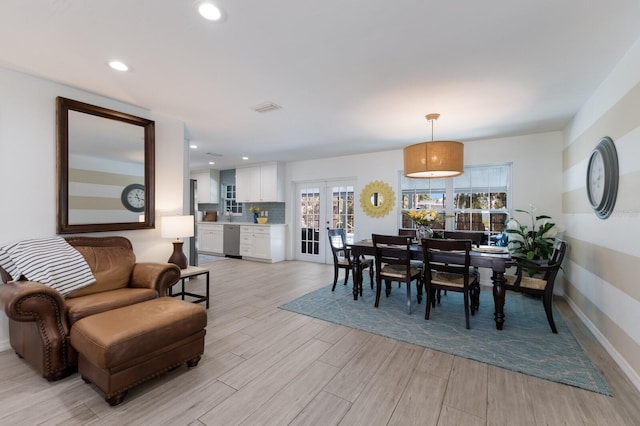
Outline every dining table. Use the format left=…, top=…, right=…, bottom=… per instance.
left=349, top=239, right=512, bottom=330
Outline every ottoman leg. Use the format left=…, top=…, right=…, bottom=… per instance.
left=186, top=355, right=201, bottom=368
left=107, top=390, right=128, bottom=406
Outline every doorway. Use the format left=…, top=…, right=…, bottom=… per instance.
left=295, top=180, right=356, bottom=264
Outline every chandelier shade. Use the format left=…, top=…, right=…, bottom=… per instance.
left=403, top=140, right=464, bottom=178
left=403, top=113, right=464, bottom=178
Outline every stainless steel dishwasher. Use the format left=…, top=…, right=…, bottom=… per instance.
left=223, top=224, right=241, bottom=257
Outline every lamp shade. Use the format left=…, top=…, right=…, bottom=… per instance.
left=403, top=140, right=464, bottom=178
left=161, top=215, right=195, bottom=239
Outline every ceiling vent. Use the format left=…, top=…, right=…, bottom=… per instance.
left=251, top=102, right=282, bottom=113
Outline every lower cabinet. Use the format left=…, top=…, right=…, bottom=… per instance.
left=239, top=225, right=285, bottom=263
left=197, top=223, right=224, bottom=255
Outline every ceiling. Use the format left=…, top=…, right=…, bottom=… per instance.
left=2, top=1, right=640, bottom=171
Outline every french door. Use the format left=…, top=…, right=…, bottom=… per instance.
left=295, top=180, right=356, bottom=263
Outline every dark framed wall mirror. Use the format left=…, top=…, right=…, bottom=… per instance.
left=56, top=97, right=155, bottom=233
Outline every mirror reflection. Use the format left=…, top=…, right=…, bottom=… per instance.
left=370, top=192, right=384, bottom=207
left=57, top=97, right=155, bottom=233
left=68, top=111, right=145, bottom=224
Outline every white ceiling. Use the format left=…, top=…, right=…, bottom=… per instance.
left=2, top=1, right=640, bottom=171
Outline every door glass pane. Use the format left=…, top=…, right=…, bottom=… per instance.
left=299, top=187, right=320, bottom=255
left=331, top=185, right=354, bottom=243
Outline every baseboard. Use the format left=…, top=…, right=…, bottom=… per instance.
left=0, top=338, right=10, bottom=352
left=566, top=297, right=640, bottom=393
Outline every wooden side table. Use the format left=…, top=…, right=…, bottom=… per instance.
left=168, top=265, right=210, bottom=309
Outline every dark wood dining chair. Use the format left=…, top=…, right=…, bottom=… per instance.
left=421, top=238, right=478, bottom=329
left=327, top=228, right=373, bottom=292
left=372, top=234, right=422, bottom=314
left=504, top=239, right=567, bottom=333
left=398, top=228, right=417, bottom=238
left=441, top=231, right=482, bottom=306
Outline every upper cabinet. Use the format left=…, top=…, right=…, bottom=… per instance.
left=191, top=169, right=220, bottom=204
left=236, top=162, right=284, bottom=202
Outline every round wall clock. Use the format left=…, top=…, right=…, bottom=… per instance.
left=359, top=180, right=395, bottom=218
left=586, top=136, right=618, bottom=219
left=121, top=183, right=145, bottom=213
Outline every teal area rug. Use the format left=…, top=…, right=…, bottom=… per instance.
left=280, top=280, right=611, bottom=396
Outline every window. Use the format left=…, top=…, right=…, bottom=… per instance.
left=400, top=163, right=511, bottom=237
left=224, top=184, right=242, bottom=214
left=400, top=178, right=446, bottom=231
left=452, top=164, right=510, bottom=236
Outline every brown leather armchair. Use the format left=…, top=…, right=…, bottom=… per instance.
left=0, top=236, right=180, bottom=381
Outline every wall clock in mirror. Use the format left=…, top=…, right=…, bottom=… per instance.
left=586, top=136, right=618, bottom=219
left=121, top=183, right=145, bottom=213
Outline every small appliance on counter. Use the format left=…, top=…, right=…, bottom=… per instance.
left=203, top=211, right=217, bottom=222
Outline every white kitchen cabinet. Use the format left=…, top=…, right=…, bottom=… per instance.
left=197, top=223, right=224, bottom=255
left=236, top=162, right=284, bottom=202
left=239, top=224, right=285, bottom=263
left=191, top=169, right=220, bottom=204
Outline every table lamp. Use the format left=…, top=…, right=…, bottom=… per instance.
left=161, top=215, right=194, bottom=269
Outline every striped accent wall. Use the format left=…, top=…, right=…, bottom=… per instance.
left=562, top=43, right=640, bottom=391
left=68, top=168, right=144, bottom=224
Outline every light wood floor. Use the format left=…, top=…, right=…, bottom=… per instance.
left=1, top=259, right=639, bottom=425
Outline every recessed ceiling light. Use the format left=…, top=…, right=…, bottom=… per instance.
left=242, top=156, right=249, bottom=160
left=108, top=60, right=130, bottom=72
left=195, top=1, right=224, bottom=21
left=208, top=161, right=215, bottom=165
left=190, top=144, right=198, bottom=149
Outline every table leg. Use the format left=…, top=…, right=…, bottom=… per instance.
left=492, top=270, right=506, bottom=330
left=351, top=257, right=362, bottom=301
left=205, top=272, right=210, bottom=309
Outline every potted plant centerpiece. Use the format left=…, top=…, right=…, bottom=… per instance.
left=504, top=205, right=559, bottom=274
left=402, top=209, right=440, bottom=241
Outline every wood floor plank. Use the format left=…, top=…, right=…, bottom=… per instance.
left=198, top=338, right=332, bottom=425
left=339, top=343, right=424, bottom=425
left=486, top=365, right=535, bottom=426
left=230, top=312, right=313, bottom=359
left=318, top=328, right=373, bottom=368
left=525, top=375, right=588, bottom=425
left=89, top=379, right=236, bottom=426
left=239, top=360, right=339, bottom=425
left=313, top=321, right=353, bottom=344
left=388, top=349, right=449, bottom=426
left=443, top=356, right=488, bottom=420
left=438, top=405, right=485, bottom=426
left=288, top=391, right=352, bottom=426
left=322, top=334, right=397, bottom=402
left=218, top=321, right=327, bottom=390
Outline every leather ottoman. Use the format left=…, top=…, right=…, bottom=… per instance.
left=70, top=297, right=207, bottom=405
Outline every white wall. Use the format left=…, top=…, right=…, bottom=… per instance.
left=0, top=67, right=187, bottom=350
left=284, top=131, right=563, bottom=264
left=562, top=37, right=640, bottom=391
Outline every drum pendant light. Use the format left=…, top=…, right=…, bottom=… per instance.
left=403, top=113, right=464, bottom=178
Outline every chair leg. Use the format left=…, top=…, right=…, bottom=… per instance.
left=543, top=293, right=558, bottom=334
left=369, top=265, right=374, bottom=290
left=385, top=280, right=392, bottom=297
left=470, top=282, right=480, bottom=315
left=343, top=266, right=350, bottom=286
left=374, top=276, right=382, bottom=307
left=331, top=265, right=339, bottom=291
left=463, top=291, right=470, bottom=329
left=416, top=279, right=423, bottom=304
left=425, top=286, right=432, bottom=320
left=405, top=283, right=412, bottom=314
